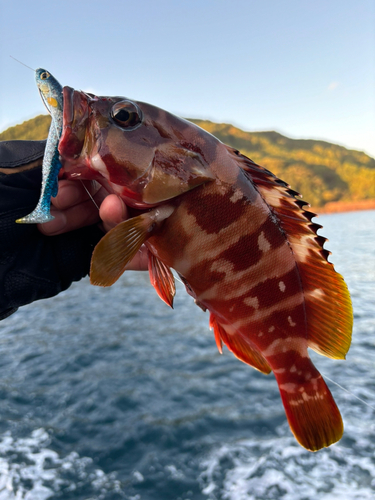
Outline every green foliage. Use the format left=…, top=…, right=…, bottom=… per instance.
left=1, top=115, right=374, bottom=207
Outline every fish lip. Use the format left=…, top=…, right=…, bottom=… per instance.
left=59, top=86, right=90, bottom=159
left=62, top=85, right=75, bottom=129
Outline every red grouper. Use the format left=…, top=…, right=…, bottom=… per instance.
left=59, top=87, right=353, bottom=451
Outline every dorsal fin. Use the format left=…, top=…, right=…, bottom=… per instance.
left=230, top=147, right=353, bottom=360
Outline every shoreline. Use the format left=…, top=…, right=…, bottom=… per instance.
left=310, top=199, right=375, bottom=215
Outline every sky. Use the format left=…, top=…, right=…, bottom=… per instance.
left=0, top=0, right=374, bottom=157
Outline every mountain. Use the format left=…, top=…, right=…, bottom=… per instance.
left=1, top=114, right=374, bottom=208
left=189, top=120, right=375, bottom=208
left=0, top=115, right=51, bottom=141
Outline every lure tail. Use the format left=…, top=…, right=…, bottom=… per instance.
left=16, top=142, right=61, bottom=224
left=16, top=205, right=55, bottom=224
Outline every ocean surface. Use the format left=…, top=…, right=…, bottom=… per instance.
left=0, top=210, right=374, bottom=500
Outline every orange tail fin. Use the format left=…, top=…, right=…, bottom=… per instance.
left=275, top=364, right=343, bottom=451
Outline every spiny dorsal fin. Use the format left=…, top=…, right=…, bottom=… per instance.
left=232, top=148, right=353, bottom=360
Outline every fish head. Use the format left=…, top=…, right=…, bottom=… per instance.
left=59, top=87, right=216, bottom=207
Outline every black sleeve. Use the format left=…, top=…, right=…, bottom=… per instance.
left=0, top=141, right=103, bottom=320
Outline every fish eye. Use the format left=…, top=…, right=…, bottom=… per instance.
left=111, top=100, right=142, bottom=130
left=40, top=71, right=50, bottom=80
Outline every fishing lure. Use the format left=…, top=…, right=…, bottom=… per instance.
left=16, top=68, right=63, bottom=223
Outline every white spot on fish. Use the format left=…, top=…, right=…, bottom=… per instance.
left=307, top=288, right=325, bottom=300
left=262, top=337, right=308, bottom=358
left=258, top=231, right=271, bottom=252
left=220, top=324, right=237, bottom=336
left=268, top=326, right=275, bottom=333
left=243, top=296, right=259, bottom=310
left=210, top=259, right=233, bottom=275
left=280, top=383, right=298, bottom=393
left=288, top=316, right=296, bottom=327
left=289, top=400, right=302, bottom=406
left=290, top=365, right=297, bottom=373
left=279, top=281, right=286, bottom=292
left=230, top=188, right=243, bottom=203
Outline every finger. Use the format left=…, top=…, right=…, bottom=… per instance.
left=52, top=179, right=104, bottom=210
left=99, top=194, right=129, bottom=233
left=125, top=245, right=149, bottom=271
left=38, top=199, right=101, bottom=235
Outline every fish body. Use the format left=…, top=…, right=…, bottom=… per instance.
left=16, top=69, right=63, bottom=223
left=59, top=87, right=353, bottom=451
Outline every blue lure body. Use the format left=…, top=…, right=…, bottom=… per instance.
left=16, top=68, right=63, bottom=223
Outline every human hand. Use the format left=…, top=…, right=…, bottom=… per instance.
left=38, top=179, right=148, bottom=271
left=0, top=140, right=148, bottom=320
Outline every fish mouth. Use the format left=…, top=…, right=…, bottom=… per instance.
left=59, top=86, right=90, bottom=161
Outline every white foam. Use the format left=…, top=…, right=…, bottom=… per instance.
left=0, top=428, right=122, bottom=499
left=199, top=423, right=375, bottom=500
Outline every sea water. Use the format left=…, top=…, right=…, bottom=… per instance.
left=0, top=210, right=374, bottom=500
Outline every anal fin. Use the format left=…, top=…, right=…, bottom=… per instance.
left=209, top=313, right=271, bottom=374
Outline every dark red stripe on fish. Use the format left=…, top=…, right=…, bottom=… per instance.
left=218, top=216, right=286, bottom=271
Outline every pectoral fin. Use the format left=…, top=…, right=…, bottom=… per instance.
left=91, top=205, right=175, bottom=287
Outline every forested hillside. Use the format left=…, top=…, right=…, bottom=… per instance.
left=1, top=114, right=374, bottom=208
left=190, top=120, right=375, bottom=208
left=0, top=115, right=51, bottom=141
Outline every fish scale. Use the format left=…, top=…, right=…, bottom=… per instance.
left=58, top=86, right=353, bottom=451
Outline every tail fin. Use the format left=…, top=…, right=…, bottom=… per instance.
left=275, top=365, right=343, bottom=451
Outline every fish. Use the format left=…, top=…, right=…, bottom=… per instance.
left=58, top=86, right=353, bottom=451
left=16, top=68, right=63, bottom=223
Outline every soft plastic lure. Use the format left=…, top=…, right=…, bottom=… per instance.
left=16, top=68, right=63, bottom=223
